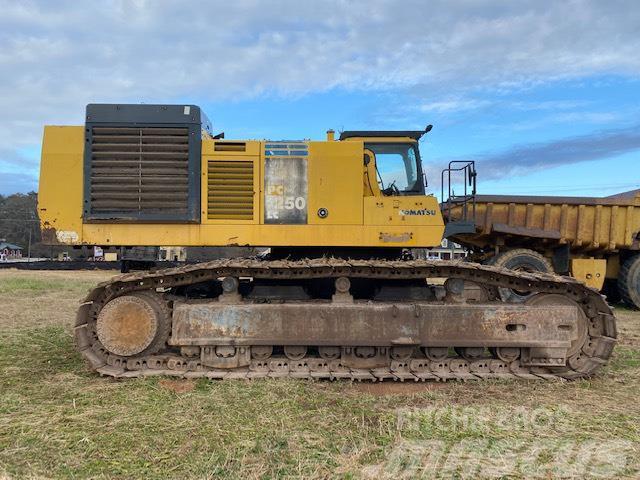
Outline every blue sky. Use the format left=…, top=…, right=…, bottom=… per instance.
left=1, top=0, right=639, bottom=198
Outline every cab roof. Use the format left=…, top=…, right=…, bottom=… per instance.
left=339, top=128, right=431, bottom=141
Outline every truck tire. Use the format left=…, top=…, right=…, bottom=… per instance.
left=602, top=278, right=621, bottom=305
left=489, top=249, right=554, bottom=302
left=619, top=254, right=640, bottom=310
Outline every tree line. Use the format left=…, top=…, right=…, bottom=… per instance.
left=0, top=192, right=47, bottom=257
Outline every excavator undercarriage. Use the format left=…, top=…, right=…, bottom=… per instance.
left=76, top=258, right=616, bottom=381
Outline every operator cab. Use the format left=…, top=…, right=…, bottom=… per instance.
left=339, top=128, right=432, bottom=196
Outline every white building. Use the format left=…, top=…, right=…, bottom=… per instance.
left=412, top=238, right=467, bottom=261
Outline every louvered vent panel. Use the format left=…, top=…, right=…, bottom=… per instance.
left=208, top=160, right=254, bottom=220
left=89, top=126, right=190, bottom=215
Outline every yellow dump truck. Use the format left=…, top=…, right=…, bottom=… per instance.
left=445, top=191, right=640, bottom=308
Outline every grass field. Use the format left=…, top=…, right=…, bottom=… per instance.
left=0, top=269, right=638, bottom=479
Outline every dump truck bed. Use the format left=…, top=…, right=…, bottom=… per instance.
left=446, top=191, right=640, bottom=254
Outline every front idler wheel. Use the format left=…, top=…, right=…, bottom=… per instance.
left=95, top=292, right=171, bottom=358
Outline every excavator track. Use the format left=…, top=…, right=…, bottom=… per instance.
left=74, top=259, right=617, bottom=382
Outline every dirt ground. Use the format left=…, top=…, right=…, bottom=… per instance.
left=0, top=269, right=638, bottom=479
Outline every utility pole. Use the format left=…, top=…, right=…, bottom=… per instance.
left=25, top=207, right=32, bottom=262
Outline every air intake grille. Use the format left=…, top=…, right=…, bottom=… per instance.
left=207, top=160, right=254, bottom=220
left=89, top=126, right=190, bottom=216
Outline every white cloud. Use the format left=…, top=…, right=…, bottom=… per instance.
left=508, top=100, right=592, bottom=111
left=419, top=98, right=492, bottom=113
left=1, top=0, right=640, bottom=192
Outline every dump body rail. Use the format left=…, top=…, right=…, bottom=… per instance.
left=446, top=192, right=640, bottom=254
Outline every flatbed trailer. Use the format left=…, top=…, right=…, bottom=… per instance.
left=444, top=190, right=640, bottom=308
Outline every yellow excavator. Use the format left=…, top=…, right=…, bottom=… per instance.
left=38, top=104, right=616, bottom=381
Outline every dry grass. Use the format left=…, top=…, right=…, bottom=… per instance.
left=0, top=269, right=638, bottom=479
left=0, top=269, right=113, bottom=332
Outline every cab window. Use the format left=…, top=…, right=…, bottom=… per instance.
left=365, top=143, right=422, bottom=195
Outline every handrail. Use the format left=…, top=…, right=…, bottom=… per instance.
left=441, top=160, right=477, bottom=224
